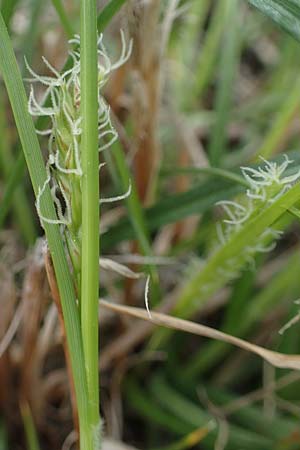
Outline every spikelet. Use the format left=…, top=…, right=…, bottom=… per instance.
left=208, top=156, right=300, bottom=290
left=175, top=156, right=300, bottom=317
left=217, top=156, right=300, bottom=255
left=27, top=32, right=132, bottom=290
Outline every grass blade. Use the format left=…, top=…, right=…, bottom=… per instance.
left=0, top=0, right=19, bottom=28
left=20, top=402, right=40, bottom=450
left=247, top=0, right=300, bottom=42
left=97, top=0, right=127, bottom=33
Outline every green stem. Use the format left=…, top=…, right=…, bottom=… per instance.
left=80, top=0, right=100, bottom=445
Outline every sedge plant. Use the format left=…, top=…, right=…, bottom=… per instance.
left=0, top=0, right=131, bottom=447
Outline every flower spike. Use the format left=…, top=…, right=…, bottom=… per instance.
left=216, top=156, right=300, bottom=261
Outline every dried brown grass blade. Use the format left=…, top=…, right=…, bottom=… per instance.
left=20, top=240, right=48, bottom=419
left=100, top=300, right=300, bottom=371
left=128, top=0, right=161, bottom=204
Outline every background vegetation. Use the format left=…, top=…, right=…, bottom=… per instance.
left=1, top=0, right=300, bottom=449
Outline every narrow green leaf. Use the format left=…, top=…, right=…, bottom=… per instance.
left=20, top=402, right=40, bottom=450
left=97, top=0, right=127, bottom=32
left=0, top=0, right=19, bottom=27
left=247, top=0, right=300, bottom=42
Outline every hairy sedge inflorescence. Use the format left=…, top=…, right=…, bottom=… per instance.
left=180, top=156, right=300, bottom=313
left=27, top=32, right=132, bottom=289
left=216, top=157, right=300, bottom=336
left=217, top=156, right=300, bottom=263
